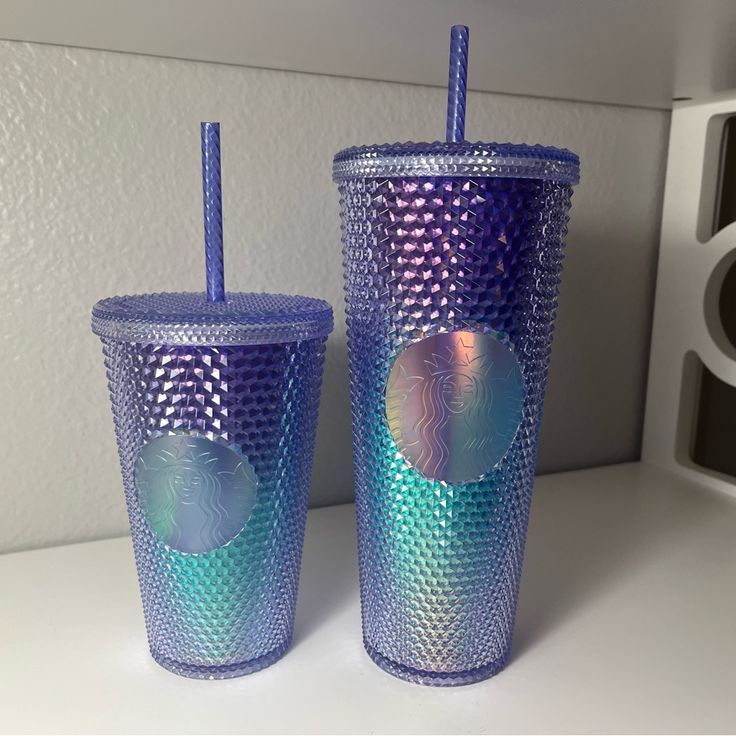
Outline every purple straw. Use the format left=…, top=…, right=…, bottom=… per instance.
left=201, top=122, right=225, bottom=302
left=446, top=25, right=469, bottom=143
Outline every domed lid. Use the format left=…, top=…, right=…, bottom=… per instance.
left=333, top=141, right=580, bottom=184
left=92, top=291, right=333, bottom=346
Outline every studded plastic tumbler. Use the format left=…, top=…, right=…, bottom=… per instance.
left=334, top=140, right=579, bottom=684
left=92, top=292, right=332, bottom=678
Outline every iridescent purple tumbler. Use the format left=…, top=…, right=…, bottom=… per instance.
left=93, top=124, right=332, bottom=678
left=334, top=27, right=580, bottom=685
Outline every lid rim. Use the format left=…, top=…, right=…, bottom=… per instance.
left=91, top=291, right=333, bottom=346
left=332, top=141, right=580, bottom=184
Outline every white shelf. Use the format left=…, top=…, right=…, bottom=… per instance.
left=4, top=0, right=736, bottom=109
left=1, top=462, right=735, bottom=734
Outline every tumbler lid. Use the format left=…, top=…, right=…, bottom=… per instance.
left=332, top=141, right=580, bottom=184
left=92, top=291, right=333, bottom=346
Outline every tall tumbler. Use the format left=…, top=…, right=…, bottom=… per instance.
left=92, top=292, right=332, bottom=678
left=334, top=141, right=579, bottom=685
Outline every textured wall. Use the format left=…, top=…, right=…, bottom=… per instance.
left=0, top=41, right=669, bottom=552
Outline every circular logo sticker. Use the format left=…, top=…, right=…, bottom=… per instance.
left=134, top=434, right=258, bottom=554
left=385, top=330, right=525, bottom=484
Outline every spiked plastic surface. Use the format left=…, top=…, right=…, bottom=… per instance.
left=338, top=170, right=576, bottom=685
left=98, top=327, right=327, bottom=678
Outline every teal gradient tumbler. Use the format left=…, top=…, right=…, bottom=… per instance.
left=93, top=292, right=332, bottom=678
left=334, top=142, right=579, bottom=685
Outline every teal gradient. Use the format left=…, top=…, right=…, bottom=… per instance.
left=98, top=337, right=327, bottom=678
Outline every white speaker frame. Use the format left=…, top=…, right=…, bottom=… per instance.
left=643, top=92, right=736, bottom=497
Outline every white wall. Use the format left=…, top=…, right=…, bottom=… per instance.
left=0, top=41, right=669, bottom=552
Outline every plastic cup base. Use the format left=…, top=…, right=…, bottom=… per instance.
left=151, top=638, right=291, bottom=680
left=364, top=641, right=510, bottom=687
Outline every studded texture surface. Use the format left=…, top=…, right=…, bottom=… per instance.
left=339, top=175, right=574, bottom=685
left=101, top=336, right=327, bottom=678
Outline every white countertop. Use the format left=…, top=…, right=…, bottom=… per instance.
left=1, top=462, right=735, bottom=734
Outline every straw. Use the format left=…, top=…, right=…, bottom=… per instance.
left=446, top=25, right=469, bottom=143
left=201, top=121, right=225, bottom=302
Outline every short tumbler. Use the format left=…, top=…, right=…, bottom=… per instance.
left=92, top=292, right=332, bottom=679
left=334, top=142, right=579, bottom=685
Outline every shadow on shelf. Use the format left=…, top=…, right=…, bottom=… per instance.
left=512, top=463, right=725, bottom=660
left=292, top=503, right=359, bottom=646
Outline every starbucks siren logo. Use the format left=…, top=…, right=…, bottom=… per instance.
left=385, top=330, right=525, bottom=484
left=135, top=434, right=258, bottom=554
